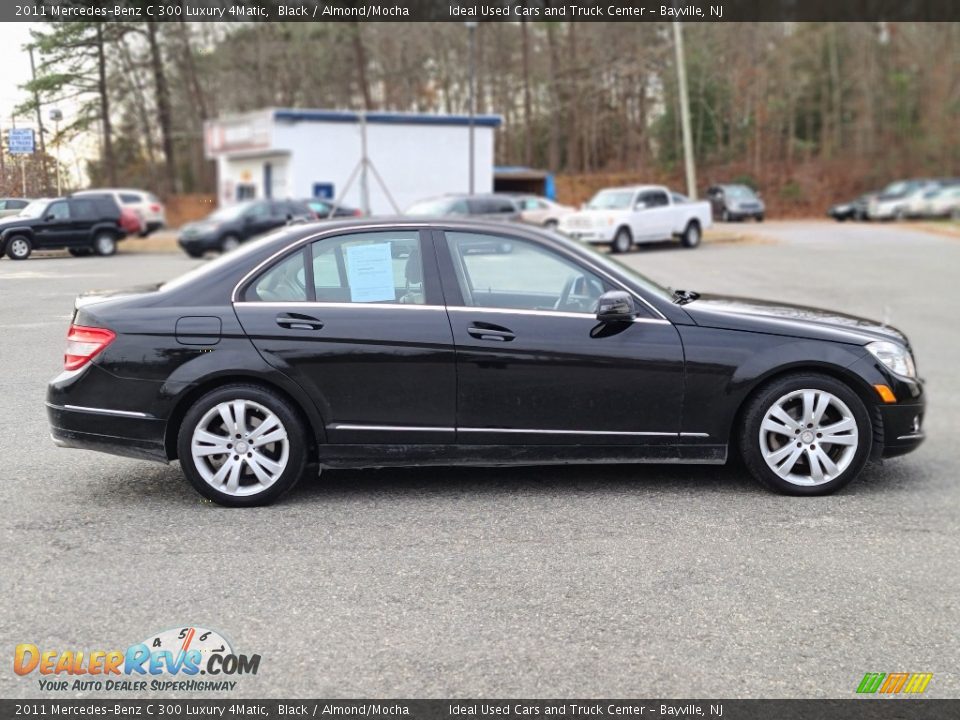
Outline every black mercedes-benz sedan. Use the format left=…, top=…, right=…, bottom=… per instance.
left=47, top=219, right=925, bottom=506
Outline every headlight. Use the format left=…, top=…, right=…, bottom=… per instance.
left=867, top=340, right=917, bottom=378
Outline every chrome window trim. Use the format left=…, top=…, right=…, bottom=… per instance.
left=446, top=306, right=670, bottom=324
left=233, top=301, right=446, bottom=312
left=60, top=404, right=150, bottom=419
left=229, top=221, right=670, bottom=321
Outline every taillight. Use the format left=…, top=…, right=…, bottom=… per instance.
left=150, top=204, right=161, bottom=212
left=64, top=325, right=116, bottom=371
left=352, top=209, right=362, bottom=217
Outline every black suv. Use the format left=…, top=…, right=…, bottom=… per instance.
left=178, top=199, right=316, bottom=257
left=0, top=197, right=127, bottom=260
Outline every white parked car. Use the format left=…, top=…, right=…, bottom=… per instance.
left=918, top=185, right=960, bottom=219
left=516, top=195, right=575, bottom=229
left=558, top=185, right=712, bottom=252
left=73, top=188, right=166, bottom=236
left=867, top=180, right=938, bottom=220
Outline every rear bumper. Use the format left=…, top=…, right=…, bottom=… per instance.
left=46, top=402, right=169, bottom=463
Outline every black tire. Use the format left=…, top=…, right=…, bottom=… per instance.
left=69, top=248, right=92, bottom=257
left=544, top=219, right=559, bottom=231
left=739, top=372, right=872, bottom=496
left=177, top=384, right=308, bottom=507
left=721, top=209, right=731, bottom=222
left=220, top=234, right=241, bottom=253
left=5, top=235, right=32, bottom=260
left=611, top=227, right=633, bottom=254
left=755, top=214, right=765, bottom=222
left=92, top=232, right=117, bottom=257
left=680, top=221, right=702, bottom=248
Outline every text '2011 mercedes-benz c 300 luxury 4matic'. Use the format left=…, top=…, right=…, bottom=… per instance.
left=47, top=220, right=925, bottom=506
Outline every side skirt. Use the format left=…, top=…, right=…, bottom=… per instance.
left=316, top=444, right=728, bottom=469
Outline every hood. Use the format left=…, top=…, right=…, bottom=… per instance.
left=684, top=293, right=909, bottom=346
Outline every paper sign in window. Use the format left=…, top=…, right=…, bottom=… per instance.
left=346, top=243, right=395, bottom=303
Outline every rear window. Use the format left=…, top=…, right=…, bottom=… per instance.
left=120, top=193, right=143, bottom=204
left=5, top=199, right=28, bottom=210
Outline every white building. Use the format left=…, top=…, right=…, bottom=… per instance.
left=204, top=108, right=502, bottom=214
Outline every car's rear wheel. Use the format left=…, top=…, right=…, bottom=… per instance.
left=93, top=233, right=117, bottom=256
left=177, top=384, right=308, bottom=507
left=680, top=221, right=701, bottom=248
left=220, top=235, right=241, bottom=253
left=739, top=373, right=872, bottom=495
left=611, top=227, right=633, bottom=254
left=6, top=235, right=32, bottom=260
left=544, top=219, right=559, bottom=231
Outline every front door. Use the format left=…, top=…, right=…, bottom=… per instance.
left=436, top=230, right=685, bottom=448
left=233, top=228, right=456, bottom=445
left=34, top=200, right=75, bottom=248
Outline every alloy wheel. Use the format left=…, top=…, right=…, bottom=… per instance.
left=190, top=399, right=290, bottom=497
left=758, top=388, right=859, bottom=486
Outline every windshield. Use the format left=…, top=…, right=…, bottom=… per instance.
left=405, top=198, right=458, bottom=215
left=586, top=190, right=635, bottom=210
left=208, top=204, right=249, bottom=222
left=881, top=181, right=911, bottom=196
left=574, top=240, right=674, bottom=303
left=724, top=185, right=756, bottom=200
left=18, top=200, right=48, bottom=218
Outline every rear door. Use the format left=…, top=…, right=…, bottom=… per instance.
left=233, top=228, right=456, bottom=445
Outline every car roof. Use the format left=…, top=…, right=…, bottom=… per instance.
left=75, top=188, right=148, bottom=194
left=595, top=185, right=665, bottom=193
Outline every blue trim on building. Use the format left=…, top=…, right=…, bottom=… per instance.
left=273, top=108, right=503, bottom=128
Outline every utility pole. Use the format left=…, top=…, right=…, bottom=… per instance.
left=359, top=111, right=370, bottom=215
left=466, top=21, right=477, bottom=195
left=50, top=109, right=63, bottom=195
left=672, top=22, right=697, bottom=199
left=28, top=45, right=50, bottom=194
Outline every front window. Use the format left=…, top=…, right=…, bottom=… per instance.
left=445, top=232, right=609, bottom=314
left=586, top=190, right=634, bottom=210
left=46, top=202, right=70, bottom=220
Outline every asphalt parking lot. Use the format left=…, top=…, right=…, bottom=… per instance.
left=1, top=221, right=957, bottom=699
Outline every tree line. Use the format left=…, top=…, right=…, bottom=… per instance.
left=17, top=21, right=960, bottom=205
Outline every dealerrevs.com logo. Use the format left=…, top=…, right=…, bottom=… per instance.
left=15, top=626, right=260, bottom=692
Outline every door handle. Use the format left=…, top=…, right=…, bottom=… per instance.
left=276, top=312, right=324, bottom=331
left=467, top=324, right=515, bottom=342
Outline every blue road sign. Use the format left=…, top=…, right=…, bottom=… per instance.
left=8, top=128, right=35, bottom=155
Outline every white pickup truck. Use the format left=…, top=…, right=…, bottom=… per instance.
left=557, top=185, right=712, bottom=252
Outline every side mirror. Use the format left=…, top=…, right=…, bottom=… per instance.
left=44, top=214, right=56, bottom=222
left=596, top=290, right=637, bottom=322
left=634, top=201, right=648, bottom=211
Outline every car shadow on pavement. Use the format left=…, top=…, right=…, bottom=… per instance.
left=89, top=456, right=924, bottom=509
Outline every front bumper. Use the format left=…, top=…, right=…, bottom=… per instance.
left=877, top=401, right=925, bottom=458
left=178, top=233, right=220, bottom=253
left=563, top=229, right=615, bottom=244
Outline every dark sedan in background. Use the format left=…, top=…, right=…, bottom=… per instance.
left=706, top=184, right=766, bottom=222
left=178, top=199, right=315, bottom=257
left=48, top=219, right=924, bottom=506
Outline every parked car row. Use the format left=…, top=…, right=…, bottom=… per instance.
left=829, top=177, right=960, bottom=222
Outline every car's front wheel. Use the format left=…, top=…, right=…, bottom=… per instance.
left=739, top=373, right=872, bottom=495
left=177, top=384, right=308, bottom=507
left=220, top=234, right=241, bottom=253
left=6, top=235, right=32, bottom=260
left=680, top=221, right=701, bottom=248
